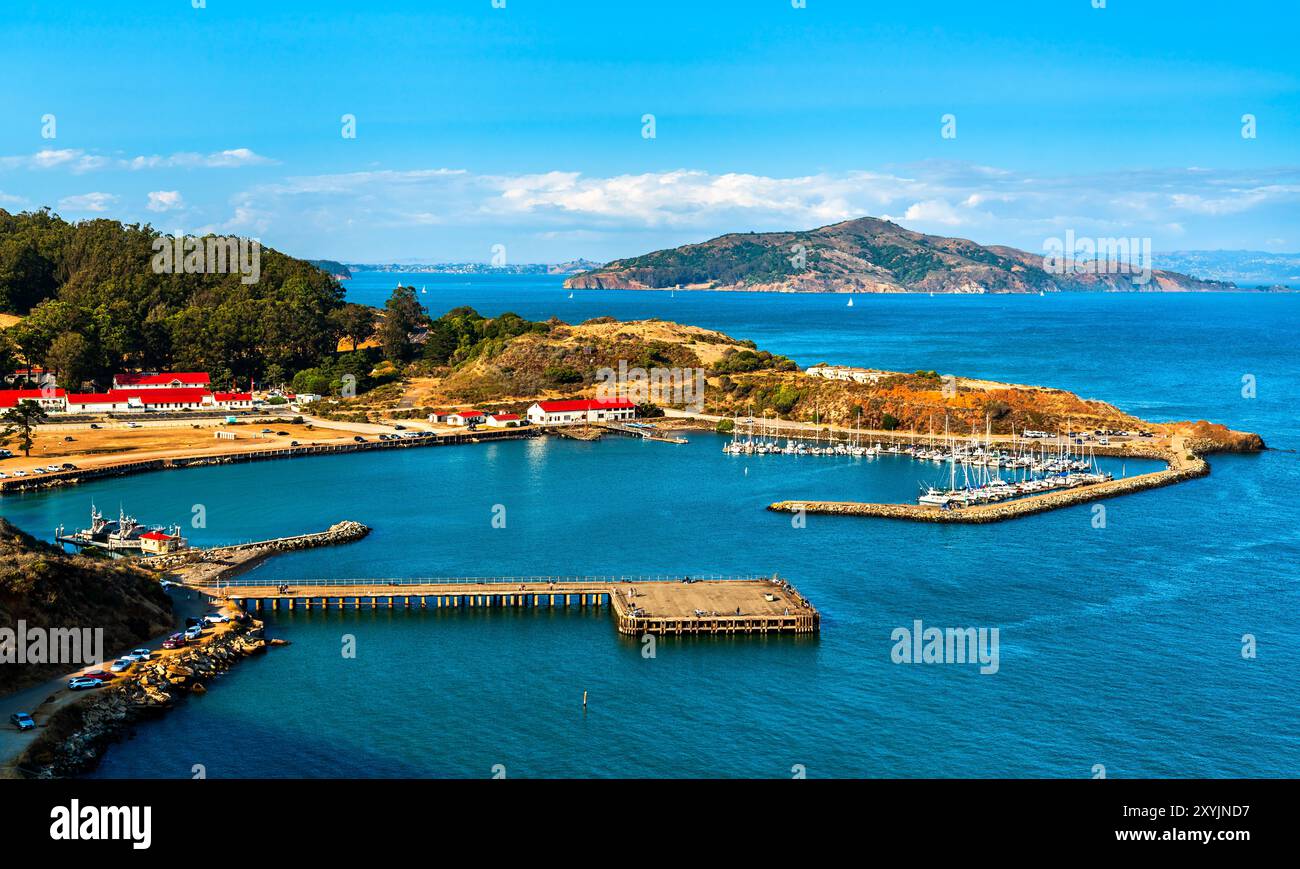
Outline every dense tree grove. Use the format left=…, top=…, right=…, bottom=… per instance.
left=0, top=208, right=353, bottom=390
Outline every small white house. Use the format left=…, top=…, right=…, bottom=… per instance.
left=484, top=413, right=523, bottom=428
left=445, top=410, right=486, bottom=426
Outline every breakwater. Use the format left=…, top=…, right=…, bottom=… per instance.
left=154, top=521, right=371, bottom=584
left=769, top=439, right=1211, bottom=524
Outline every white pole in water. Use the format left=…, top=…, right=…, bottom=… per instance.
left=582, top=690, right=588, bottom=710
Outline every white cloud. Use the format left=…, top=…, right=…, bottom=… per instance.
left=146, top=190, right=185, bottom=212
left=57, top=192, right=118, bottom=212
left=125, top=148, right=276, bottom=170
left=205, top=161, right=1300, bottom=259
left=0, top=147, right=276, bottom=174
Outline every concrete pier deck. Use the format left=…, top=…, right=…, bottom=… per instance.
left=200, top=575, right=820, bottom=636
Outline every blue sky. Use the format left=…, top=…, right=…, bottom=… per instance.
left=1, top=0, right=1296, bottom=262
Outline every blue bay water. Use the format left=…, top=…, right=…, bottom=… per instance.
left=2, top=274, right=1297, bottom=778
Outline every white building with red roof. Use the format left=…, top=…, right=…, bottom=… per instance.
left=484, top=412, right=524, bottom=428
left=526, top=398, right=636, bottom=426
left=112, top=372, right=211, bottom=390
left=0, top=388, right=67, bottom=412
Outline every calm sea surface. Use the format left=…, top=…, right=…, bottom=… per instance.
left=3, top=273, right=1296, bottom=778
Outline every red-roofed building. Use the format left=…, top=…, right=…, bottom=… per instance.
left=112, top=372, right=211, bottom=390
left=213, top=391, right=253, bottom=409
left=485, top=412, right=524, bottom=428
left=0, top=388, right=67, bottom=412
left=66, top=388, right=216, bottom=412
left=526, top=398, right=636, bottom=425
left=139, top=529, right=188, bottom=555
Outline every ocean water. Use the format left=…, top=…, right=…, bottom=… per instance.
left=2, top=275, right=1297, bottom=778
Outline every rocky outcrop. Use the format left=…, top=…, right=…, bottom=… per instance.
left=16, top=619, right=275, bottom=778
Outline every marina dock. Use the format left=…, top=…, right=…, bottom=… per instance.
left=202, top=575, right=819, bottom=636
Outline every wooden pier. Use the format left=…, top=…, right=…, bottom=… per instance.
left=203, top=575, right=820, bottom=636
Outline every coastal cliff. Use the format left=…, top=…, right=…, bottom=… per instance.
left=0, top=519, right=173, bottom=695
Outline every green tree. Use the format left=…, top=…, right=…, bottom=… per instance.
left=45, top=331, right=94, bottom=390
left=0, top=399, right=49, bottom=457
left=331, top=303, right=377, bottom=352
left=380, top=286, right=425, bottom=363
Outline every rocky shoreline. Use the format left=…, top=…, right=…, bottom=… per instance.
left=13, top=615, right=280, bottom=779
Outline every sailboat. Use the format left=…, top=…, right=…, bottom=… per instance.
left=567, top=291, right=574, bottom=300
left=421, top=285, right=426, bottom=294
left=846, top=294, right=854, bottom=307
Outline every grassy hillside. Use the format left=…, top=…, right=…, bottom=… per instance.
left=0, top=519, right=172, bottom=695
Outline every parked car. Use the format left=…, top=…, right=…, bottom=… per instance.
left=184, top=625, right=204, bottom=640
left=61, top=463, right=77, bottom=470
left=393, top=424, right=406, bottom=430
left=44, top=465, right=60, bottom=472
left=203, top=613, right=230, bottom=623
left=80, top=670, right=112, bottom=681
left=89, top=423, right=101, bottom=429
left=63, top=435, right=75, bottom=442
left=290, top=441, right=299, bottom=446
left=162, top=635, right=185, bottom=649
left=67, top=677, right=103, bottom=691
left=10, top=713, right=35, bottom=731
left=31, top=467, right=44, bottom=474
left=130, top=648, right=152, bottom=658
left=353, top=435, right=366, bottom=442
left=0, top=473, right=7, bottom=479
left=276, top=431, right=289, bottom=436
left=109, top=658, right=133, bottom=673
left=13, top=470, right=25, bottom=477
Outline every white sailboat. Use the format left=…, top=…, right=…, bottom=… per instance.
left=846, top=294, right=854, bottom=307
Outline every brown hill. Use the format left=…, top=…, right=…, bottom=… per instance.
left=565, top=216, right=1233, bottom=294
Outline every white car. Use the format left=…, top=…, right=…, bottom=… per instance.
left=130, top=648, right=152, bottom=659
left=110, top=658, right=133, bottom=673
left=203, top=613, right=229, bottom=624
left=67, top=677, right=103, bottom=690
left=31, top=468, right=44, bottom=474
left=183, top=626, right=204, bottom=640
left=45, top=465, right=60, bottom=472
left=0, top=473, right=7, bottom=479
left=13, top=470, right=25, bottom=477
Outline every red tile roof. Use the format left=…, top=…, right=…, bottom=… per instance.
left=450, top=409, right=484, bottom=417
left=489, top=413, right=521, bottom=420
left=140, top=530, right=178, bottom=541
left=534, top=398, right=636, bottom=412
left=114, top=372, right=211, bottom=387
left=67, top=388, right=213, bottom=406
left=0, top=388, right=66, bottom=408
left=214, top=392, right=252, bottom=402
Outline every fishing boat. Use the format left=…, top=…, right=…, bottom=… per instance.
left=55, top=504, right=188, bottom=554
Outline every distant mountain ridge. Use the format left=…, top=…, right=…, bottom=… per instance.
left=565, top=217, right=1236, bottom=294
left=349, top=259, right=600, bottom=276
left=1154, top=250, right=1300, bottom=289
